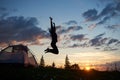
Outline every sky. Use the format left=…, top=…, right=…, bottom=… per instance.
left=0, top=0, right=120, bottom=70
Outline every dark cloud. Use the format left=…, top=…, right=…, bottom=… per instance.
left=57, top=26, right=83, bottom=34
left=103, top=47, right=118, bottom=51
left=89, top=34, right=119, bottom=51
left=97, top=16, right=110, bottom=25
left=64, top=20, right=77, bottom=25
left=56, top=25, right=62, bottom=30
left=0, top=7, right=9, bottom=19
left=68, top=41, right=89, bottom=48
left=107, top=38, right=119, bottom=45
left=95, top=48, right=101, bottom=50
left=99, top=3, right=115, bottom=18
left=116, top=2, right=120, bottom=11
left=0, top=7, right=17, bottom=19
left=115, top=41, right=120, bottom=46
left=90, top=37, right=102, bottom=46
left=82, top=9, right=98, bottom=21
left=69, top=44, right=80, bottom=48
left=75, top=26, right=83, bottom=30
left=82, top=3, right=120, bottom=23
left=115, top=0, right=120, bottom=3
left=93, top=37, right=108, bottom=47
left=0, top=7, right=7, bottom=11
left=105, top=25, right=120, bottom=31
left=100, top=38, right=108, bottom=44
left=0, top=16, right=48, bottom=46
left=66, top=32, right=119, bottom=50
left=83, top=2, right=120, bottom=29
left=69, top=33, right=107, bottom=48
left=57, top=28, right=66, bottom=34
left=67, top=26, right=83, bottom=31
left=90, top=33, right=106, bottom=46
left=95, top=3, right=118, bottom=25
left=89, top=37, right=119, bottom=51
left=95, top=32, right=105, bottom=38
left=70, top=34, right=88, bottom=41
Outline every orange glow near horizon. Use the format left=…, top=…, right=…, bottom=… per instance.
left=85, top=66, right=91, bottom=71
left=28, top=45, right=120, bottom=71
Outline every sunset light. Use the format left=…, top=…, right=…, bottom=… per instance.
left=0, top=0, right=120, bottom=80
left=0, top=0, right=120, bottom=69
left=85, top=66, right=91, bottom=71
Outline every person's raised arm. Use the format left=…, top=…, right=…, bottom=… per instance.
left=49, top=17, right=53, bottom=28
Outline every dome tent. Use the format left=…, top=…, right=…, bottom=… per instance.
left=0, top=44, right=38, bottom=67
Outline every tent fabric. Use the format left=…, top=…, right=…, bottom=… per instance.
left=0, top=52, right=24, bottom=63
left=0, top=44, right=38, bottom=67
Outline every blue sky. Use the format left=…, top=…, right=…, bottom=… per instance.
left=0, top=0, right=120, bottom=69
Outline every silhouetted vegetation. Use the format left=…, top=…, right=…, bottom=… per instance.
left=0, top=66, right=120, bottom=80
left=52, top=62, right=55, bottom=68
left=0, top=54, right=120, bottom=80
left=71, top=63, right=80, bottom=70
left=39, top=55, right=45, bottom=67
left=64, top=55, right=71, bottom=69
left=0, top=53, right=120, bottom=80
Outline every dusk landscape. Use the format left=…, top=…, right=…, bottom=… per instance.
left=0, top=0, right=120, bottom=80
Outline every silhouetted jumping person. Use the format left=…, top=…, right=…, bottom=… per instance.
left=45, top=17, right=59, bottom=54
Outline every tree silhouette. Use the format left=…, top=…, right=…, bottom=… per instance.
left=39, top=55, right=45, bottom=67
left=114, top=63, right=117, bottom=71
left=71, top=64, right=80, bottom=70
left=64, top=55, right=71, bottom=69
left=52, top=62, right=55, bottom=68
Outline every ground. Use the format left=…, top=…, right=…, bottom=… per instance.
left=0, top=67, right=120, bottom=80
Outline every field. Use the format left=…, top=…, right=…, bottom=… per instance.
left=0, top=67, right=120, bottom=80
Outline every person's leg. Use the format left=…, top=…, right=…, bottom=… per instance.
left=44, top=47, right=58, bottom=54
